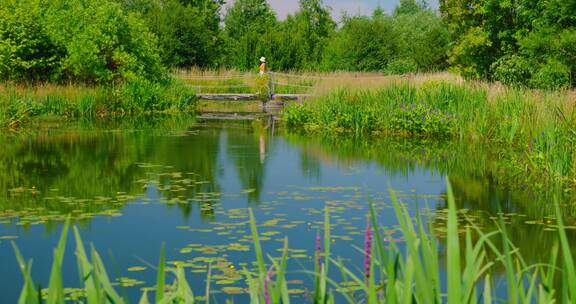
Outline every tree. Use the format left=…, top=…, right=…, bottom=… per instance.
left=394, top=0, right=426, bottom=16
left=0, top=0, right=62, bottom=82
left=267, top=0, right=335, bottom=71
left=44, top=0, right=164, bottom=83
left=223, top=0, right=277, bottom=70
left=392, top=10, right=450, bottom=71
left=322, top=15, right=399, bottom=71
left=123, top=0, right=224, bottom=68
left=441, top=0, right=576, bottom=88
left=0, top=0, right=164, bottom=83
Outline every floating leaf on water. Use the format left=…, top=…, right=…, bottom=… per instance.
left=222, top=287, right=245, bottom=295
left=261, top=231, right=280, bottom=237
left=180, top=248, right=193, bottom=254
left=216, top=280, right=235, bottom=285
left=127, top=266, right=147, bottom=272
left=0, top=236, right=18, bottom=240
left=288, top=289, right=305, bottom=294
left=117, top=277, right=145, bottom=287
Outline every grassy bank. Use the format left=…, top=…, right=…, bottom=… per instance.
left=0, top=78, right=197, bottom=129
left=282, top=75, right=576, bottom=190
left=11, top=181, right=576, bottom=303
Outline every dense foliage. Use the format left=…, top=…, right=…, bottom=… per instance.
left=0, top=0, right=574, bottom=88
left=441, top=0, right=576, bottom=89
left=0, top=0, right=164, bottom=83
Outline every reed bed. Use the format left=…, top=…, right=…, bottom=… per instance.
left=282, top=78, right=576, bottom=190
left=0, top=78, right=197, bottom=128
left=11, top=180, right=576, bottom=303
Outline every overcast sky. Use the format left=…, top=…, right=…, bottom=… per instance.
left=240, top=0, right=440, bottom=20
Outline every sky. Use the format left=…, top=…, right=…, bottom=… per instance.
left=243, top=0, right=440, bottom=20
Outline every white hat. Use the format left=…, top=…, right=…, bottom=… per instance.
left=260, top=57, right=266, bottom=63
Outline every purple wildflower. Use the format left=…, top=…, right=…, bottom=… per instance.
left=264, top=270, right=273, bottom=304
left=364, top=219, right=373, bottom=282
left=316, top=230, right=322, bottom=268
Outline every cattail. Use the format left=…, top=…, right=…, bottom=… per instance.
left=316, top=229, right=322, bottom=268
left=364, top=219, right=373, bottom=282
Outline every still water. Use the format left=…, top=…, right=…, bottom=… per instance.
left=0, top=118, right=571, bottom=303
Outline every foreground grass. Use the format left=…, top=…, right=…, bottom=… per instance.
left=12, top=179, right=576, bottom=303
left=282, top=75, right=576, bottom=190
left=0, top=78, right=197, bottom=129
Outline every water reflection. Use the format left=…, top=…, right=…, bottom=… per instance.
left=0, top=118, right=573, bottom=303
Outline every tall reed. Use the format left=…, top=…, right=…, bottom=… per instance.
left=283, top=79, right=576, bottom=189
left=0, top=78, right=197, bottom=128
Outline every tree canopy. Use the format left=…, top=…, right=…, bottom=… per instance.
left=0, top=0, right=574, bottom=89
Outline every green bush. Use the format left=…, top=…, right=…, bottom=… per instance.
left=491, top=55, right=532, bottom=87
left=386, top=58, right=418, bottom=74
left=0, top=0, right=164, bottom=84
left=119, top=78, right=197, bottom=114
left=390, top=103, right=457, bottom=136
left=530, top=60, right=571, bottom=90
left=283, top=102, right=314, bottom=129
left=161, top=79, right=198, bottom=111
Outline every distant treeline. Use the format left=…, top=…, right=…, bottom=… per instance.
left=0, top=0, right=574, bottom=88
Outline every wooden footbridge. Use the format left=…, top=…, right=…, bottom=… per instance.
left=178, top=72, right=316, bottom=106
left=196, top=93, right=312, bottom=102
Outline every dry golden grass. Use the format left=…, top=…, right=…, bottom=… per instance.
left=173, top=69, right=576, bottom=114
left=0, top=83, right=102, bottom=100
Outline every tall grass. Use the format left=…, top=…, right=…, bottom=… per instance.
left=12, top=180, right=576, bottom=303
left=0, top=78, right=197, bottom=128
left=283, top=79, right=576, bottom=189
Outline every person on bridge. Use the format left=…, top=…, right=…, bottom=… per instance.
left=259, top=57, right=267, bottom=75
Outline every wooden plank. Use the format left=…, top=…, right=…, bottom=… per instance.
left=274, top=94, right=313, bottom=101
left=196, top=93, right=258, bottom=101
left=196, top=93, right=313, bottom=104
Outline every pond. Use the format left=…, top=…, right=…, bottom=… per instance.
left=0, top=117, right=573, bottom=303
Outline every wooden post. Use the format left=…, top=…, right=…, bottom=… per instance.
left=268, top=71, right=275, bottom=100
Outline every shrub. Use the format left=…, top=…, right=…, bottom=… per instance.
left=255, top=74, right=271, bottom=101
left=0, top=0, right=164, bottom=84
left=119, top=77, right=197, bottom=114
left=530, top=60, right=571, bottom=90
left=390, top=103, right=456, bottom=136
left=386, top=58, right=418, bottom=74
left=283, top=102, right=315, bottom=129
left=491, top=55, right=532, bottom=87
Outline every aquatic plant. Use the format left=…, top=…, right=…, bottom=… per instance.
left=11, top=179, right=576, bottom=303
left=390, top=103, right=457, bottom=136
left=282, top=79, right=576, bottom=190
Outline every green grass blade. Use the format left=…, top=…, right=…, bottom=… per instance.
left=446, top=178, right=462, bottom=303
left=91, top=247, right=125, bottom=303
left=138, top=290, right=150, bottom=304
left=205, top=260, right=212, bottom=304
left=47, top=220, right=70, bottom=304
left=156, top=243, right=166, bottom=303
left=11, top=242, right=39, bottom=304
left=555, top=198, right=576, bottom=301
left=73, top=227, right=99, bottom=303
left=402, top=256, right=415, bottom=304
left=249, top=209, right=266, bottom=276
left=274, top=237, right=290, bottom=304
left=324, top=205, right=331, bottom=276
left=483, top=274, right=492, bottom=304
